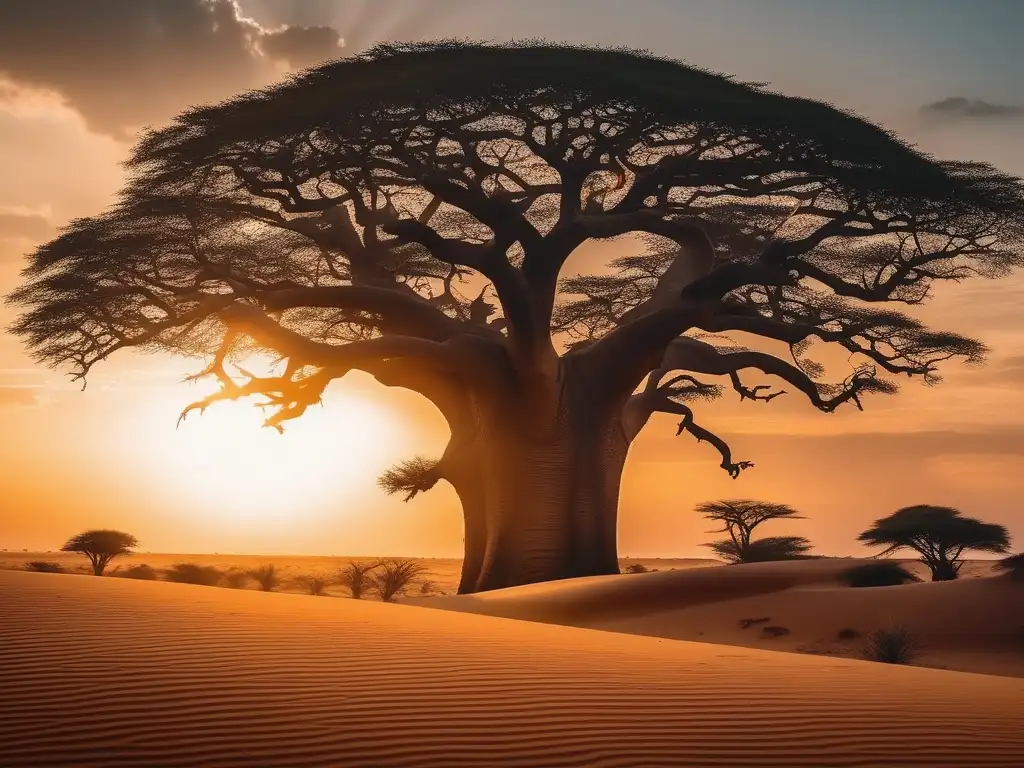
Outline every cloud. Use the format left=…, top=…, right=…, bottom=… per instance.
left=0, top=386, right=39, bottom=407
left=0, top=1, right=344, bottom=141
left=0, top=205, right=53, bottom=244
left=922, top=96, right=1023, bottom=120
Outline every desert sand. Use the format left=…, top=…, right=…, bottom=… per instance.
left=2, top=568, right=1023, bottom=767
left=419, top=558, right=1024, bottom=678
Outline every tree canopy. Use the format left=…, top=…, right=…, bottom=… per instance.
left=858, top=505, right=1011, bottom=581
left=61, top=529, right=138, bottom=575
left=10, top=41, right=1024, bottom=591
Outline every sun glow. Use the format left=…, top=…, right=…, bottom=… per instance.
left=127, top=377, right=409, bottom=523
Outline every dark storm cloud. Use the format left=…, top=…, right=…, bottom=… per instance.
left=0, top=0, right=344, bottom=141
left=922, top=96, right=1023, bottom=119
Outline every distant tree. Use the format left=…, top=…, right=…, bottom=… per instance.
left=61, top=529, right=138, bottom=575
left=165, top=562, right=224, bottom=586
left=372, top=559, right=426, bottom=602
left=247, top=564, right=280, bottom=592
left=698, top=500, right=807, bottom=562
left=336, top=561, right=380, bottom=599
left=12, top=43, right=1024, bottom=594
left=994, top=552, right=1024, bottom=580
left=708, top=535, right=813, bottom=563
left=858, top=506, right=1011, bottom=581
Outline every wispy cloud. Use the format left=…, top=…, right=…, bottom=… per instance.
left=0, top=385, right=40, bottom=407
left=922, top=96, right=1023, bottom=120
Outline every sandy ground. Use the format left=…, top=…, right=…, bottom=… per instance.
left=1, top=569, right=1022, bottom=768
left=417, top=558, right=1024, bottom=678
left=0, top=551, right=718, bottom=596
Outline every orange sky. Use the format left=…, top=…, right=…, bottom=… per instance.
left=1, top=1, right=1023, bottom=557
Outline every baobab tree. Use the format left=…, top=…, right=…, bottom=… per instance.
left=10, top=43, right=1024, bottom=592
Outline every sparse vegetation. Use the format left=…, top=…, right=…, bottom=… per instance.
left=61, top=529, right=138, bottom=575
left=118, top=564, right=158, bottom=580
left=858, top=506, right=1011, bottom=581
left=738, top=617, right=771, bottom=629
left=762, top=626, right=790, bottom=638
left=840, top=561, right=921, bottom=588
left=418, top=579, right=437, bottom=596
left=709, top=536, right=813, bottom=563
left=862, top=625, right=919, bottom=664
left=372, top=559, right=426, bottom=603
left=165, top=563, right=224, bottom=587
left=222, top=570, right=250, bottom=589
left=624, top=563, right=650, bottom=574
left=247, top=564, right=280, bottom=592
left=995, top=552, right=1024, bottom=580
left=296, top=572, right=332, bottom=596
left=837, top=628, right=861, bottom=640
left=336, top=561, right=380, bottom=599
left=24, top=561, right=64, bottom=574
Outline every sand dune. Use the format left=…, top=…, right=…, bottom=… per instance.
left=419, top=559, right=1024, bottom=677
left=2, top=569, right=1023, bottom=767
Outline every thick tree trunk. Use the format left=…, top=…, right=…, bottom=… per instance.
left=447, top=361, right=629, bottom=593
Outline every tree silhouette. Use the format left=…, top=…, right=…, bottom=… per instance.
left=858, top=506, right=1011, bottom=581
left=697, top=500, right=804, bottom=563
left=61, top=529, right=138, bottom=575
left=10, top=42, right=1024, bottom=592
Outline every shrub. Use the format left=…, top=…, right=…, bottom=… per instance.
left=372, top=559, right=426, bottom=602
left=995, top=553, right=1024, bottom=580
left=418, top=579, right=437, bottom=595
left=247, top=564, right=280, bottom=592
left=623, top=563, right=649, bottom=574
left=165, top=563, right=224, bottom=587
left=738, top=617, right=771, bottom=629
left=837, top=628, right=861, bottom=640
left=862, top=625, right=919, bottom=664
left=841, top=561, right=921, bottom=588
left=223, top=570, right=251, bottom=589
left=337, top=561, right=380, bottom=599
left=119, top=564, right=158, bottom=580
left=24, top=561, right=64, bottom=573
left=762, top=626, right=790, bottom=638
left=708, top=536, right=813, bottom=563
left=296, top=572, right=332, bottom=596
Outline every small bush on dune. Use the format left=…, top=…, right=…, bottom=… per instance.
left=862, top=625, right=919, bottom=664
left=296, top=572, right=332, bottom=596
left=710, top=536, right=813, bottom=563
left=165, top=563, right=224, bottom=587
left=372, top=559, right=426, bottom=602
left=418, top=579, right=437, bottom=596
left=841, top=561, right=921, bottom=588
left=223, top=570, right=250, bottom=589
left=248, top=564, right=280, bottom=592
left=995, top=553, right=1024, bottom=580
left=337, top=561, right=380, bottom=599
left=118, top=564, right=158, bottom=580
left=24, top=561, right=64, bottom=573
left=623, top=563, right=649, bottom=574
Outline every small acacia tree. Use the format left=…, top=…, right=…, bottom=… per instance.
left=858, top=506, right=1011, bottom=581
left=61, top=529, right=138, bottom=575
left=698, top=500, right=808, bottom=562
left=11, top=42, right=1024, bottom=593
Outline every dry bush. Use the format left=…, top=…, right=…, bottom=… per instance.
left=738, top=616, right=771, bottom=629
left=372, top=559, right=426, bottom=602
left=118, top=564, right=158, bottom=580
left=841, top=561, right=921, bottom=588
left=337, top=561, right=380, bottom=599
left=623, top=563, right=649, bottom=574
left=247, top=564, right=280, bottom=592
left=862, top=625, right=919, bottom=664
left=418, top=579, right=438, bottom=596
left=762, top=626, right=790, bottom=638
left=165, top=563, right=224, bottom=587
left=223, top=570, right=251, bottom=589
left=24, top=561, right=64, bottom=573
left=296, top=572, right=332, bottom=596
